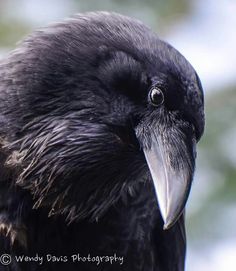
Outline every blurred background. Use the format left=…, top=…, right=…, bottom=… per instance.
left=0, top=0, right=235, bottom=270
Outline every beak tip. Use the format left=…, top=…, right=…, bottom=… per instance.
left=163, top=225, right=169, bottom=231
left=161, top=210, right=180, bottom=230
left=161, top=210, right=183, bottom=230
left=163, top=220, right=173, bottom=230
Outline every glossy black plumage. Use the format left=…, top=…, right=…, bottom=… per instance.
left=0, top=12, right=204, bottom=271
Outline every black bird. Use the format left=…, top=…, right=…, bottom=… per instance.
left=0, top=12, right=204, bottom=271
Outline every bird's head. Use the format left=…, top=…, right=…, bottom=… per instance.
left=4, top=12, right=204, bottom=229
left=96, top=38, right=204, bottom=229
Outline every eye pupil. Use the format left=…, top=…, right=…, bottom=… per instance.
left=150, top=87, right=164, bottom=106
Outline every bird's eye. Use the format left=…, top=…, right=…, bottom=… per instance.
left=149, top=87, right=164, bottom=106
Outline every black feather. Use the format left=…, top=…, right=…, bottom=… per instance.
left=0, top=12, right=204, bottom=271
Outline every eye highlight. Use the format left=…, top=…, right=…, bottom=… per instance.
left=149, top=87, right=164, bottom=106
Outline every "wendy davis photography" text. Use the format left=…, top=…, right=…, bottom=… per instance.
left=0, top=253, right=124, bottom=266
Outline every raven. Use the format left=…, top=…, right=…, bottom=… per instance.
left=0, top=12, right=204, bottom=271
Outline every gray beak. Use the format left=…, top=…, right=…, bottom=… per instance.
left=140, top=130, right=195, bottom=230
